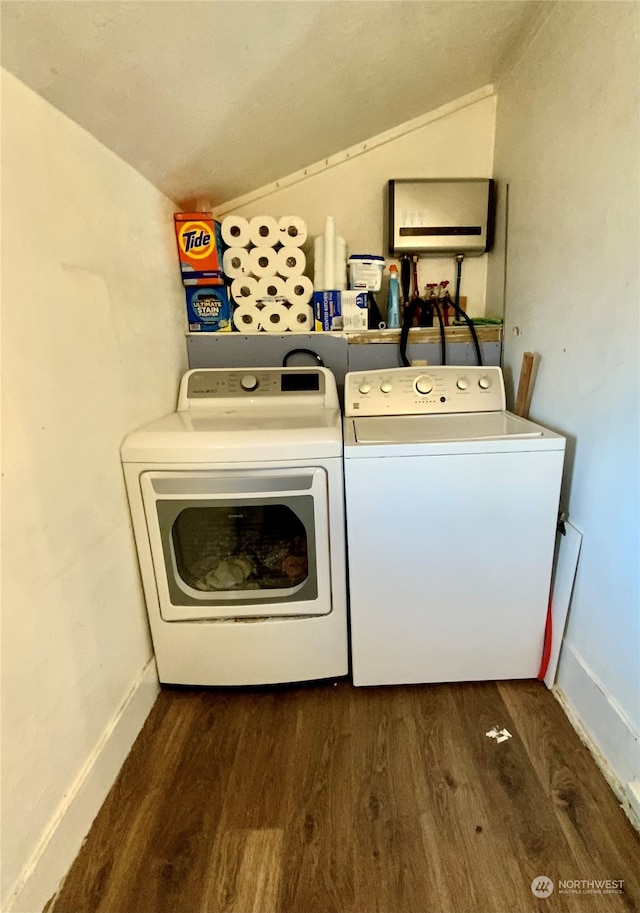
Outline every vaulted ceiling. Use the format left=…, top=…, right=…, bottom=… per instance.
left=1, top=1, right=546, bottom=206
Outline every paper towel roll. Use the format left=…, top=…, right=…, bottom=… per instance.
left=259, top=302, right=289, bottom=333
left=257, top=275, right=286, bottom=300
left=334, top=236, right=347, bottom=290
left=313, top=236, right=324, bottom=291
left=285, top=275, right=314, bottom=305
left=278, top=216, right=307, bottom=247
left=287, top=303, right=314, bottom=332
left=231, top=276, right=259, bottom=306
left=313, top=234, right=347, bottom=290
left=233, top=304, right=261, bottom=333
left=249, top=215, right=280, bottom=247
left=324, top=216, right=335, bottom=292
left=249, top=246, right=278, bottom=278
left=277, top=246, right=306, bottom=278
left=223, top=247, right=250, bottom=279
left=221, top=215, right=251, bottom=248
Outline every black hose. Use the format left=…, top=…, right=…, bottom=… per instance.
left=434, top=300, right=446, bottom=366
left=401, top=256, right=411, bottom=309
left=400, top=296, right=447, bottom=367
left=455, top=255, right=463, bottom=312
left=399, top=299, right=421, bottom=367
left=450, top=300, right=482, bottom=366
left=282, top=348, right=324, bottom=367
left=453, top=254, right=482, bottom=366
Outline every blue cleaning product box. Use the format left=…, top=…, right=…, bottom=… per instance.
left=313, top=291, right=341, bottom=331
left=313, top=290, right=367, bottom=331
left=185, top=285, right=232, bottom=332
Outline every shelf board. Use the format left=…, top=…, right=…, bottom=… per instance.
left=185, top=326, right=503, bottom=343
left=345, top=325, right=502, bottom=345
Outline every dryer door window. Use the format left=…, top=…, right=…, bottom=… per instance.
left=140, top=468, right=332, bottom=621
left=170, top=502, right=311, bottom=595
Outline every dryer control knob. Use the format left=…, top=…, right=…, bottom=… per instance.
left=415, top=375, right=434, bottom=395
left=380, top=381, right=393, bottom=394
left=478, top=376, right=492, bottom=389
left=240, top=374, right=259, bottom=392
left=456, top=377, right=469, bottom=390
left=358, top=382, right=371, bottom=395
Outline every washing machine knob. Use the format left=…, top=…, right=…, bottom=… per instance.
left=415, top=375, right=434, bottom=395
left=478, top=376, right=492, bottom=390
left=456, top=377, right=469, bottom=390
left=240, top=374, right=259, bottom=392
left=380, top=381, right=393, bottom=394
left=358, top=382, right=371, bottom=395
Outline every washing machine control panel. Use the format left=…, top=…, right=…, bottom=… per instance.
left=345, top=366, right=506, bottom=416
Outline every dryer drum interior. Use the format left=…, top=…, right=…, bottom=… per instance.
left=170, top=503, right=311, bottom=595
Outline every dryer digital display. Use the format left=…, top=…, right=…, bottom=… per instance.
left=281, top=372, right=320, bottom=392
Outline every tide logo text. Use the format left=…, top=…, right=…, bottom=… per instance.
left=179, top=222, right=214, bottom=258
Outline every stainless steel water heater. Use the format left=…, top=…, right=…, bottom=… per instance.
left=388, top=178, right=495, bottom=256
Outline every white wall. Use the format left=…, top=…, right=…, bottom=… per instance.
left=1, top=70, right=186, bottom=911
left=215, top=89, right=497, bottom=317
left=488, top=3, right=639, bottom=802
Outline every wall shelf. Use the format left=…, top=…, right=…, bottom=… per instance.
left=186, top=325, right=502, bottom=344
left=344, top=325, right=502, bottom=345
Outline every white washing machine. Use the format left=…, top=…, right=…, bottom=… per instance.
left=343, top=366, right=565, bottom=687
left=121, top=367, right=348, bottom=686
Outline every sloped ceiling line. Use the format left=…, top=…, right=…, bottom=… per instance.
left=1, top=1, right=545, bottom=203
left=214, top=84, right=495, bottom=216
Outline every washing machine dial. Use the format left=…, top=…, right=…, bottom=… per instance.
left=358, top=382, right=371, bottom=395
left=240, top=374, right=259, bottom=392
left=456, top=377, right=469, bottom=390
left=478, top=376, right=492, bottom=390
left=380, top=381, right=393, bottom=394
left=415, top=375, right=434, bottom=395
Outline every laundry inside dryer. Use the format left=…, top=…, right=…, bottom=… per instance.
left=170, top=503, right=310, bottom=592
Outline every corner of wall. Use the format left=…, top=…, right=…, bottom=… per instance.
left=3, top=660, right=160, bottom=913
left=554, top=643, right=640, bottom=833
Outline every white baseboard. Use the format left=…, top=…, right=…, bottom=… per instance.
left=4, top=658, right=160, bottom=913
left=554, top=640, right=640, bottom=832
left=628, top=781, right=640, bottom=823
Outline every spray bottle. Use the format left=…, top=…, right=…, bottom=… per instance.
left=387, top=264, right=400, bottom=328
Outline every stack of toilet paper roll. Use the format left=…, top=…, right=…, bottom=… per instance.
left=221, top=215, right=314, bottom=333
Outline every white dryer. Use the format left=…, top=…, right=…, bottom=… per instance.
left=121, top=367, right=348, bottom=686
left=343, top=366, right=565, bottom=687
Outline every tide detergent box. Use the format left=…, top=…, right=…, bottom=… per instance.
left=185, top=285, right=232, bottom=332
left=174, top=212, right=225, bottom=285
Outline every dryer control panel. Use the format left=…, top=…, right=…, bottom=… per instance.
left=178, top=367, right=338, bottom=411
left=344, top=366, right=506, bottom=416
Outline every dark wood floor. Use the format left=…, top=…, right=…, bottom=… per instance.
left=49, top=680, right=639, bottom=913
